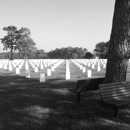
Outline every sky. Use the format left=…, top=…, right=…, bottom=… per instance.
left=0, top=0, right=115, bottom=53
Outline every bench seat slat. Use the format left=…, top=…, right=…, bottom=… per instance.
left=101, top=89, right=130, bottom=96
left=99, top=81, right=130, bottom=88
left=102, top=90, right=130, bottom=95
left=99, top=82, right=123, bottom=88
left=100, top=84, right=130, bottom=91
left=101, top=92, right=130, bottom=99
left=101, top=88, right=130, bottom=95
left=100, top=81, right=130, bottom=87
left=102, top=95, right=130, bottom=101
left=100, top=86, right=130, bottom=92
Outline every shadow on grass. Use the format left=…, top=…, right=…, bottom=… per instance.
left=0, top=74, right=130, bottom=130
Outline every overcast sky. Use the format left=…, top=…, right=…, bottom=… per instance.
left=0, top=0, right=115, bottom=53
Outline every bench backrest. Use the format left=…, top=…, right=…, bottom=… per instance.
left=75, top=77, right=105, bottom=92
left=99, top=81, right=130, bottom=101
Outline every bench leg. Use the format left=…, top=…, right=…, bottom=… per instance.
left=114, top=106, right=118, bottom=118
left=77, top=92, right=80, bottom=103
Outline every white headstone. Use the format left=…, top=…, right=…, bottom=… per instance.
left=103, top=64, right=106, bottom=69
left=47, top=69, right=51, bottom=76
left=66, top=72, right=70, bottom=80
left=92, top=64, right=95, bottom=69
left=87, top=70, right=92, bottom=77
left=4, top=65, right=7, bottom=70
left=40, top=73, right=45, bottom=82
left=34, top=67, right=38, bottom=72
left=9, top=65, right=13, bottom=71
left=97, top=66, right=101, bottom=71
left=80, top=65, right=83, bottom=70
left=16, top=67, right=20, bottom=74
left=25, top=60, right=29, bottom=70
left=82, top=67, right=86, bottom=73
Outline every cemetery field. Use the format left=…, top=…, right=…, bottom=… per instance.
left=0, top=59, right=130, bottom=130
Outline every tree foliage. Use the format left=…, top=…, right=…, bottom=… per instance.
left=0, top=26, right=20, bottom=60
left=94, top=41, right=109, bottom=58
left=84, top=52, right=93, bottom=59
left=1, top=26, right=37, bottom=60
left=48, top=47, right=87, bottom=59
left=35, top=49, right=49, bottom=59
left=17, top=27, right=36, bottom=59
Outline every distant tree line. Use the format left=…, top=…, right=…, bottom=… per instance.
left=0, top=25, right=111, bottom=59
left=0, top=47, right=93, bottom=59
left=48, top=47, right=88, bottom=59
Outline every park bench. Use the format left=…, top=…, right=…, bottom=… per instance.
left=68, top=76, right=105, bottom=103
left=99, top=81, right=130, bottom=118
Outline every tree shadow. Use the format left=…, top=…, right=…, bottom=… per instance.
left=0, top=74, right=130, bottom=130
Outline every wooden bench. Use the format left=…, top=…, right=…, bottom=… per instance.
left=68, top=76, right=105, bottom=103
left=99, top=81, right=130, bottom=118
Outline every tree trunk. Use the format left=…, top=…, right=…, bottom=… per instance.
left=10, top=45, right=13, bottom=60
left=105, top=0, right=130, bottom=83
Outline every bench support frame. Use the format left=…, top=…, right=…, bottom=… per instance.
left=99, top=81, right=130, bottom=118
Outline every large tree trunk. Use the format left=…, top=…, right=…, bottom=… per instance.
left=10, top=45, right=13, bottom=60
left=105, top=0, right=130, bottom=83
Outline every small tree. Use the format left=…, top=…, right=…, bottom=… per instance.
left=0, top=26, right=20, bottom=60
left=94, top=41, right=109, bottom=59
left=18, top=27, right=36, bottom=59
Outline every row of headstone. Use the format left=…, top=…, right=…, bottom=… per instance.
left=71, top=60, right=92, bottom=77
left=80, top=59, right=106, bottom=71
left=0, top=59, right=64, bottom=82
left=0, top=59, right=24, bottom=72
left=24, top=59, right=64, bottom=80
left=0, top=59, right=107, bottom=81
left=71, top=59, right=107, bottom=77
left=42, top=59, right=64, bottom=81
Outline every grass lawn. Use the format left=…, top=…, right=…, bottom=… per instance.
left=0, top=60, right=130, bottom=130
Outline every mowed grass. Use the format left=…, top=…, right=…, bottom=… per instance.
left=0, top=60, right=130, bottom=130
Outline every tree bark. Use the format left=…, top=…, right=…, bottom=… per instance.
left=105, top=0, right=130, bottom=83
left=10, top=45, right=13, bottom=60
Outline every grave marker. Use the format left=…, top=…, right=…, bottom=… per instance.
left=47, top=69, right=51, bottom=76
left=97, top=66, right=101, bottom=71
left=82, top=67, right=86, bottom=73
left=87, top=70, right=92, bottom=77
left=34, top=66, right=38, bottom=72
left=16, top=67, right=20, bottom=74
left=40, top=73, right=45, bottom=82
left=66, top=72, right=70, bottom=80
